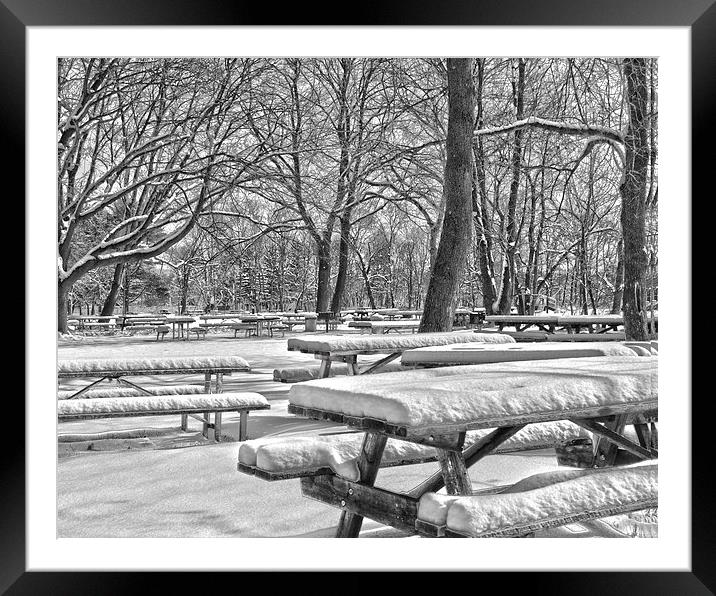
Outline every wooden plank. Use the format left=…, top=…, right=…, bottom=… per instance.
left=62, top=376, right=109, bottom=399
left=408, top=425, right=525, bottom=498
left=569, top=417, right=657, bottom=461
left=359, top=352, right=402, bottom=375
left=236, top=463, right=336, bottom=481
left=437, top=448, right=471, bottom=495
left=633, top=422, right=651, bottom=448
left=115, top=378, right=155, bottom=395
left=301, top=475, right=419, bottom=535
left=335, top=432, right=388, bottom=538
left=414, top=519, right=445, bottom=537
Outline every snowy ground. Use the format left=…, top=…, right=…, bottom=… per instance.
left=57, top=329, right=648, bottom=538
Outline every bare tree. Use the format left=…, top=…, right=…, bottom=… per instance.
left=57, top=58, right=260, bottom=332
left=419, top=58, right=476, bottom=332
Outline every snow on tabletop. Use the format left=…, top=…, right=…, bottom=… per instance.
left=430, top=464, right=657, bottom=536
left=57, top=355, right=251, bottom=374
left=288, top=356, right=656, bottom=430
left=58, top=392, right=269, bottom=416
left=286, top=331, right=514, bottom=353
left=401, top=341, right=647, bottom=365
left=57, top=385, right=206, bottom=400
left=238, top=421, right=588, bottom=481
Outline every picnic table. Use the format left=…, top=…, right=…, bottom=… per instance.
left=57, top=355, right=263, bottom=441
left=485, top=314, right=560, bottom=333
left=121, top=314, right=168, bottom=331
left=281, top=331, right=515, bottom=380
left=280, top=312, right=309, bottom=331
left=70, top=315, right=123, bottom=331
left=164, top=315, right=197, bottom=340
left=244, top=356, right=658, bottom=537
left=240, top=314, right=282, bottom=337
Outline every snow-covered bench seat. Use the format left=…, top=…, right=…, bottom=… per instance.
left=237, top=421, right=590, bottom=480
left=400, top=341, right=654, bottom=367
left=415, top=463, right=657, bottom=537
left=189, top=327, right=208, bottom=339
left=285, top=331, right=514, bottom=379
left=230, top=323, right=256, bottom=338
left=272, top=361, right=406, bottom=383
left=348, top=320, right=421, bottom=334
left=479, top=329, right=628, bottom=342
left=58, top=392, right=270, bottom=442
left=57, top=384, right=206, bottom=400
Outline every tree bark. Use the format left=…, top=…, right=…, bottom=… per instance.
left=58, top=280, right=70, bottom=333
left=610, top=239, right=625, bottom=314
left=100, top=263, right=125, bottom=316
left=496, top=59, right=526, bottom=314
left=315, top=238, right=332, bottom=312
left=420, top=59, right=476, bottom=332
left=620, top=58, right=650, bottom=341
left=472, top=59, right=498, bottom=314
left=330, top=209, right=352, bottom=314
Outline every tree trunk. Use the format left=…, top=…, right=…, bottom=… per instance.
left=420, top=58, right=476, bottom=332
left=330, top=210, right=352, bottom=314
left=497, top=58, right=526, bottom=314
left=100, top=263, right=125, bottom=316
left=58, top=280, right=70, bottom=333
left=620, top=58, right=650, bottom=341
left=315, top=238, right=332, bottom=312
left=472, top=60, right=498, bottom=314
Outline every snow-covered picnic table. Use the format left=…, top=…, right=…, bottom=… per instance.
left=486, top=314, right=658, bottom=336
left=485, top=314, right=560, bottom=333
left=57, top=355, right=260, bottom=440
left=275, top=356, right=657, bottom=537
left=276, top=330, right=515, bottom=382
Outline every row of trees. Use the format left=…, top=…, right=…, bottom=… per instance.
left=58, top=57, right=657, bottom=339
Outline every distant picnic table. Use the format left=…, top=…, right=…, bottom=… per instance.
left=57, top=355, right=265, bottom=441
left=165, top=315, right=196, bottom=340
left=240, top=314, right=282, bottom=337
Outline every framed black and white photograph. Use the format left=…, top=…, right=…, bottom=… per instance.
left=11, top=0, right=708, bottom=591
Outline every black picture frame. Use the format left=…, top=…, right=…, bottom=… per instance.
left=9, top=0, right=706, bottom=592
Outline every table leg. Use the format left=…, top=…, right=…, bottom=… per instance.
left=335, top=432, right=387, bottom=538
left=436, top=447, right=471, bottom=495
left=345, top=355, right=359, bottom=375
left=238, top=411, right=248, bottom=441
left=317, top=358, right=332, bottom=378
left=202, top=372, right=212, bottom=438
